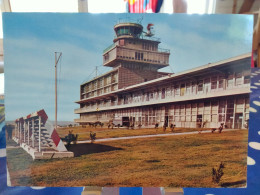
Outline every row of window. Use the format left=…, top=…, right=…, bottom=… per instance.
left=142, top=42, right=157, bottom=51
left=116, top=48, right=169, bottom=64
left=81, top=98, right=249, bottom=127
left=81, top=71, right=250, bottom=107
left=82, top=84, right=118, bottom=99
left=82, top=73, right=118, bottom=93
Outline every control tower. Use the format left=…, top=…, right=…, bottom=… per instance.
left=102, top=22, right=170, bottom=88
left=78, top=21, right=171, bottom=103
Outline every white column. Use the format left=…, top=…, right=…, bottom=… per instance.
left=233, top=98, right=236, bottom=129
left=217, top=100, right=220, bottom=126
left=19, top=122, right=21, bottom=144
left=38, top=116, right=41, bottom=152
left=14, top=122, right=17, bottom=138
left=242, top=98, right=246, bottom=128
left=27, top=121, right=30, bottom=145
left=17, top=122, right=19, bottom=140
left=224, top=99, right=227, bottom=126
left=17, top=122, right=21, bottom=142
left=23, top=122, right=26, bottom=143
left=16, top=123, right=18, bottom=138
left=32, top=119, right=35, bottom=148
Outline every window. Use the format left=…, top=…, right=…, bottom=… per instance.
left=218, top=76, right=224, bottom=88
left=119, top=39, right=125, bottom=46
left=186, top=83, right=191, bottom=94
left=211, top=76, right=217, bottom=89
left=174, top=85, right=180, bottom=96
left=198, top=80, right=203, bottom=91
left=235, top=73, right=242, bottom=86
left=180, top=84, right=185, bottom=96
left=192, top=81, right=197, bottom=94
left=162, top=88, right=165, bottom=99
left=135, top=52, right=144, bottom=60
left=150, top=92, right=153, bottom=100
left=146, top=93, right=149, bottom=101
left=204, top=78, right=210, bottom=93
left=244, top=75, right=250, bottom=84
left=227, top=74, right=234, bottom=87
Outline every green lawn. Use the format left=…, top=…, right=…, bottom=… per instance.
left=7, top=130, right=248, bottom=187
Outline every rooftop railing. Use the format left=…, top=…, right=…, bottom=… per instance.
left=103, top=43, right=116, bottom=53
left=158, top=48, right=170, bottom=53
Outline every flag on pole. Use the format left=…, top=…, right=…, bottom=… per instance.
left=127, top=0, right=163, bottom=13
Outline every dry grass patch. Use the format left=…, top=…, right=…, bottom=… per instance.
left=57, top=126, right=209, bottom=141
left=7, top=130, right=247, bottom=187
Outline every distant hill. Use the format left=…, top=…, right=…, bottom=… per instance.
left=49, top=121, right=78, bottom=127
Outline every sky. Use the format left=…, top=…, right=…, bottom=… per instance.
left=3, top=13, right=253, bottom=121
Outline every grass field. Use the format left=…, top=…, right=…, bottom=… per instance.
left=56, top=126, right=209, bottom=141
left=7, top=130, right=248, bottom=187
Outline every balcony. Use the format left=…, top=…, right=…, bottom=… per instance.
left=103, top=46, right=170, bottom=67
left=74, top=85, right=249, bottom=114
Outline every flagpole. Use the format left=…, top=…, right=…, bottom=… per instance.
left=55, top=52, right=62, bottom=129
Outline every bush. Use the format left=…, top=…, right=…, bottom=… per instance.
left=62, top=130, right=78, bottom=147
left=90, top=132, right=96, bottom=143
left=212, top=162, right=225, bottom=184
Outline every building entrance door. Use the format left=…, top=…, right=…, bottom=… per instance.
left=234, top=113, right=243, bottom=129
left=164, top=116, right=169, bottom=127
left=122, top=117, right=130, bottom=127
left=197, top=115, right=202, bottom=128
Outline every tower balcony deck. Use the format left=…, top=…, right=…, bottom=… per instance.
left=103, top=46, right=170, bottom=68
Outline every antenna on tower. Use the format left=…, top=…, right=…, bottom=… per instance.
left=137, top=16, right=143, bottom=24
left=54, top=52, right=62, bottom=129
left=95, top=66, right=98, bottom=77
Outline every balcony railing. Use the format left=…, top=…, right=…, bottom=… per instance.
left=158, top=48, right=170, bottom=53
left=103, top=43, right=116, bottom=53
left=75, top=86, right=249, bottom=114
left=103, top=46, right=170, bottom=66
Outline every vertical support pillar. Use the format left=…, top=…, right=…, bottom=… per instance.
left=242, top=97, right=246, bottom=128
left=14, top=123, right=16, bottom=138
left=27, top=120, right=30, bottom=145
left=233, top=98, right=236, bottom=129
left=210, top=101, right=212, bottom=128
left=32, top=119, right=35, bottom=148
left=224, top=99, right=228, bottom=126
left=190, top=104, right=192, bottom=128
left=202, top=102, right=204, bottom=126
left=16, top=123, right=18, bottom=138
left=38, top=116, right=41, bottom=152
left=17, top=121, right=20, bottom=143
left=19, top=122, right=21, bottom=144
left=23, top=121, right=26, bottom=143
left=195, top=102, right=198, bottom=128
left=17, top=122, right=19, bottom=140
left=217, top=100, right=220, bottom=126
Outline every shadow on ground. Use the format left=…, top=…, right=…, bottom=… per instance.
left=66, top=143, right=123, bottom=157
left=221, top=179, right=246, bottom=187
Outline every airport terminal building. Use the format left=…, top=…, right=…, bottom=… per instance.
left=74, top=22, right=250, bottom=129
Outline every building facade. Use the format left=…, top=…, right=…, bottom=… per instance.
left=75, top=22, right=251, bottom=129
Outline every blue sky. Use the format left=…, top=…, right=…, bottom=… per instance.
left=3, top=13, right=253, bottom=121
